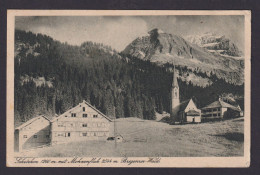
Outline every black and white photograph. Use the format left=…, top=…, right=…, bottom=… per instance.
left=6, top=10, right=251, bottom=167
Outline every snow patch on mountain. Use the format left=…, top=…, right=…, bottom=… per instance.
left=185, top=33, right=243, bottom=57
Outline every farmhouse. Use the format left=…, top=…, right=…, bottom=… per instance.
left=50, top=100, right=112, bottom=145
left=14, top=115, right=51, bottom=152
left=201, top=98, right=242, bottom=121
left=170, top=67, right=201, bottom=123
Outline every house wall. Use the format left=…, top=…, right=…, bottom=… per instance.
left=201, top=107, right=222, bottom=121
left=221, top=108, right=228, bottom=117
left=51, top=102, right=110, bottom=145
left=15, top=117, right=50, bottom=152
left=187, top=116, right=201, bottom=123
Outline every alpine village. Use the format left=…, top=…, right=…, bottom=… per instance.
left=14, top=29, right=244, bottom=156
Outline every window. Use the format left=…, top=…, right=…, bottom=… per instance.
left=82, top=124, right=87, bottom=127
left=23, top=135, right=27, bottom=138
left=46, top=135, right=49, bottom=138
left=57, top=133, right=64, bottom=137
left=71, top=113, right=76, bottom=117
left=82, top=133, right=87, bottom=137
left=66, top=132, right=70, bottom=137
left=83, top=114, right=88, bottom=118
left=94, top=132, right=96, bottom=136
left=83, top=107, right=85, bottom=111
left=93, top=114, right=98, bottom=118
left=218, top=113, right=221, bottom=116
left=34, top=135, right=37, bottom=138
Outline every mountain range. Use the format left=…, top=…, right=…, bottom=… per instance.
left=14, top=29, right=244, bottom=125
left=185, top=32, right=243, bottom=57
left=123, top=28, right=244, bottom=85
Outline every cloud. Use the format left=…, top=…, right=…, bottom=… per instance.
left=16, top=16, right=148, bottom=51
left=15, top=15, right=244, bottom=51
left=85, top=17, right=148, bottom=51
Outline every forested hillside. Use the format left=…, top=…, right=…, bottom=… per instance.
left=14, top=30, right=244, bottom=126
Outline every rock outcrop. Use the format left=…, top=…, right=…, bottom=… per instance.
left=123, top=29, right=244, bottom=85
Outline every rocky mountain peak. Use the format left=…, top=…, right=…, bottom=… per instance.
left=185, top=33, right=242, bottom=57
left=122, top=30, right=244, bottom=86
left=148, top=28, right=166, bottom=35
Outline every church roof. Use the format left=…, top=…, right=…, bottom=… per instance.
left=172, top=67, right=179, bottom=88
left=172, top=99, right=190, bottom=113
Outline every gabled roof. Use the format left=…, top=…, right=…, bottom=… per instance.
left=178, top=100, right=190, bottom=112
left=202, top=100, right=222, bottom=109
left=51, top=100, right=112, bottom=122
left=202, top=99, right=241, bottom=111
left=83, top=100, right=113, bottom=122
left=15, top=115, right=50, bottom=130
left=172, top=99, right=190, bottom=113
left=172, top=98, right=200, bottom=115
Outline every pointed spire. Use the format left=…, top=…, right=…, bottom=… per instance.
left=172, top=65, right=179, bottom=88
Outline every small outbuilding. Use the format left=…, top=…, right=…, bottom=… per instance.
left=14, top=115, right=51, bottom=152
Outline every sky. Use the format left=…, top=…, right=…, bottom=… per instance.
left=16, top=15, right=244, bottom=51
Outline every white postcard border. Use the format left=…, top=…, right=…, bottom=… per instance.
left=6, top=10, right=251, bottom=167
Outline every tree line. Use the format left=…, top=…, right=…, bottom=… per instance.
left=14, top=30, right=244, bottom=126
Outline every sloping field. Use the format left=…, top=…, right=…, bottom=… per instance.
left=17, top=117, right=244, bottom=157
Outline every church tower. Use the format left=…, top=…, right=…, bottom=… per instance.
left=170, top=66, right=180, bottom=116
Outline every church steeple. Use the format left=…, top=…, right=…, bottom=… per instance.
left=170, top=66, right=180, bottom=116
left=172, top=66, right=179, bottom=88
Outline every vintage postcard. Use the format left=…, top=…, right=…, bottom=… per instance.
left=6, top=10, right=251, bottom=167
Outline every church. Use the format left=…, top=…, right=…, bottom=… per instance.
left=170, top=67, right=201, bottom=124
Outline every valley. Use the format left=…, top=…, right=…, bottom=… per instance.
left=16, top=117, right=244, bottom=157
